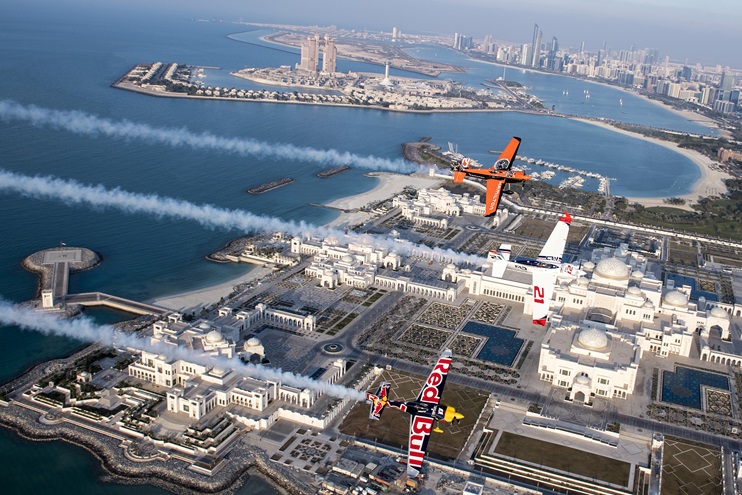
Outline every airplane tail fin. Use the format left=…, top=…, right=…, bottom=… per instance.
left=537, top=211, right=571, bottom=264
left=366, top=382, right=391, bottom=420
left=491, top=136, right=521, bottom=171
left=497, top=244, right=511, bottom=261
left=532, top=268, right=557, bottom=326
left=453, top=170, right=466, bottom=183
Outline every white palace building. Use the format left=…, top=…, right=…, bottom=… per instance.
left=127, top=308, right=349, bottom=429
left=537, top=244, right=731, bottom=403
left=291, top=217, right=735, bottom=403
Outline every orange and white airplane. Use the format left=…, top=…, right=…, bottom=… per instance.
left=450, top=136, right=531, bottom=216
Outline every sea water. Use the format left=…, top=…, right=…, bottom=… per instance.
left=0, top=2, right=713, bottom=492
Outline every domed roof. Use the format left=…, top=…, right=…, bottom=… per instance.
left=627, top=286, right=642, bottom=296
left=205, top=329, right=224, bottom=343
left=577, top=327, right=609, bottom=350
left=582, top=261, right=595, bottom=271
left=595, top=258, right=629, bottom=280
left=246, top=337, right=262, bottom=346
left=575, top=374, right=590, bottom=385
left=577, top=276, right=589, bottom=286
left=631, top=270, right=645, bottom=279
left=643, top=300, right=654, bottom=308
left=663, top=290, right=688, bottom=308
left=341, top=254, right=353, bottom=263
left=710, top=307, right=729, bottom=319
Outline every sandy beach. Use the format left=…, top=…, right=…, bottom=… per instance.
left=576, top=118, right=731, bottom=209
left=147, top=265, right=274, bottom=314
left=323, top=171, right=444, bottom=228
left=144, top=172, right=441, bottom=311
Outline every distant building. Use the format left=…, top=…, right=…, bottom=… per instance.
left=531, top=24, right=542, bottom=68
left=322, top=34, right=337, bottom=74
left=718, top=147, right=742, bottom=162
left=297, top=35, right=320, bottom=73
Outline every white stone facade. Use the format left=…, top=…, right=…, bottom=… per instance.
left=539, top=316, right=641, bottom=402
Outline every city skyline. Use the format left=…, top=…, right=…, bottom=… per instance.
left=86, top=0, right=742, bottom=67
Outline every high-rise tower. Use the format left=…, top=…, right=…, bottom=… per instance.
left=298, top=35, right=320, bottom=73
left=531, top=24, right=542, bottom=68
left=322, top=34, right=337, bottom=74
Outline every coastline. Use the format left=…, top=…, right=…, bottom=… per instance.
left=323, top=171, right=444, bottom=228
left=466, top=55, right=722, bottom=133
left=145, top=265, right=274, bottom=313
left=576, top=117, right=731, bottom=209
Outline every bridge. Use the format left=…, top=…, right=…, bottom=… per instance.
left=65, top=292, right=170, bottom=316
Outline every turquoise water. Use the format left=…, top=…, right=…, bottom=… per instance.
left=0, top=1, right=718, bottom=492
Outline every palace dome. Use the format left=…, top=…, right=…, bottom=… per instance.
left=663, top=290, right=688, bottom=308
left=205, top=329, right=224, bottom=343
left=595, top=258, right=629, bottom=280
left=710, top=307, right=729, bottom=319
left=246, top=337, right=262, bottom=347
left=582, top=261, right=595, bottom=271
left=577, top=327, right=609, bottom=350
left=643, top=300, right=654, bottom=309
left=575, top=374, right=590, bottom=385
left=627, top=286, right=642, bottom=296
left=631, top=270, right=645, bottom=279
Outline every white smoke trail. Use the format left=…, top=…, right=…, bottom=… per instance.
left=0, top=298, right=366, bottom=401
left=0, top=99, right=419, bottom=173
left=0, top=169, right=485, bottom=266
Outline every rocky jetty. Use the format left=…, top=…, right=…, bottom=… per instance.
left=246, top=178, right=295, bottom=194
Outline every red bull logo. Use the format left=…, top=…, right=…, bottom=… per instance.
left=408, top=416, right=434, bottom=468
left=419, top=357, right=451, bottom=404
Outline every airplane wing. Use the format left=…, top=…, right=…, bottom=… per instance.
left=532, top=267, right=557, bottom=326
left=537, top=212, right=572, bottom=263
left=484, top=179, right=505, bottom=217
left=416, top=349, right=453, bottom=404
left=407, top=414, right=434, bottom=477
left=492, top=136, right=521, bottom=171
left=406, top=349, right=453, bottom=478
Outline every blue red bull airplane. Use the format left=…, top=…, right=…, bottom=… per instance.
left=365, top=349, right=463, bottom=477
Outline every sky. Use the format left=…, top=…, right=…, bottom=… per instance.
left=31, top=0, right=742, bottom=67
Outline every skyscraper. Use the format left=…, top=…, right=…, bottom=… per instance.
left=547, top=36, right=559, bottom=71
left=531, top=24, right=542, bottom=68
left=298, top=35, right=320, bottom=73
left=720, top=70, right=734, bottom=101
left=322, top=35, right=337, bottom=74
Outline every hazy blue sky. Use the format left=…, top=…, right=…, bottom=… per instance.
left=34, top=0, right=742, bottom=67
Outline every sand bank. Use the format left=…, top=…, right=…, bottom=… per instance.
left=146, top=265, right=274, bottom=313
left=324, top=172, right=444, bottom=228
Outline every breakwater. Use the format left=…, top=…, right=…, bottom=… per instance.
left=246, top=178, right=295, bottom=194
left=316, top=165, right=351, bottom=178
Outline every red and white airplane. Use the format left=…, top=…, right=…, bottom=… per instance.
left=450, top=136, right=531, bottom=216
left=487, top=212, right=581, bottom=326
left=365, top=349, right=463, bottom=478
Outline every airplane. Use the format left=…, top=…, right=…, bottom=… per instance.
left=365, top=349, right=463, bottom=478
left=486, top=212, right=582, bottom=326
left=450, top=136, right=531, bottom=216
